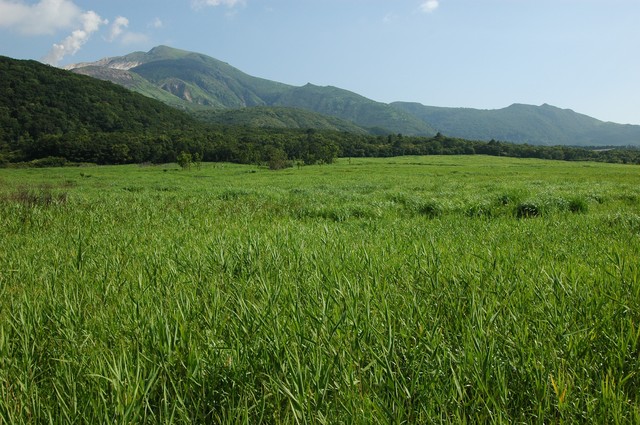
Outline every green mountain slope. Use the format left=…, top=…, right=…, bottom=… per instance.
left=71, top=65, right=197, bottom=110
left=194, top=106, right=369, bottom=134
left=0, top=55, right=201, bottom=162
left=68, top=46, right=435, bottom=135
left=129, top=47, right=292, bottom=108
left=271, top=83, right=435, bottom=135
left=392, top=102, right=640, bottom=146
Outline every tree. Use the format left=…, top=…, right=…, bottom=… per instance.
left=265, top=146, right=291, bottom=170
left=110, top=143, right=130, bottom=164
left=177, top=151, right=192, bottom=170
left=193, top=152, right=202, bottom=170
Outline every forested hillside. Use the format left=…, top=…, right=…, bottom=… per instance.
left=193, top=106, right=369, bottom=134
left=0, top=57, right=198, bottom=136
left=0, top=56, right=200, bottom=164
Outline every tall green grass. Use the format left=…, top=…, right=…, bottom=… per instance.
left=1, top=156, right=639, bottom=423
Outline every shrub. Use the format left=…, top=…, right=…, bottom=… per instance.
left=266, top=147, right=292, bottom=170
left=10, top=185, right=68, bottom=206
left=496, top=192, right=522, bottom=206
left=467, top=202, right=493, bottom=218
left=417, top=200, right=443, bottom=218
left=177, top=151, right=192, bottom=170
left=219, top=189, right=250, bottom=201
left=568, top=197, right=589, bottom=214
left=516, top=202, right=540, bottom=218
left=30, top=156, right=68, bottom=168
left=268, top=157, right=293, bottom=170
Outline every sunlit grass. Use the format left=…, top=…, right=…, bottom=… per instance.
left=1, top=156, right=639, bottom=423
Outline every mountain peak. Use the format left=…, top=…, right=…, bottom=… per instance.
left=65, top=45, right=192, bottom=72
left=146, top=45, right=192, bottom=60
left=149, top=45, right=175, bottom=54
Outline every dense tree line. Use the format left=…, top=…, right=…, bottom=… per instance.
left=4, top=124, right=640, bottom=168
left=0, top=126, right=343, bottom=167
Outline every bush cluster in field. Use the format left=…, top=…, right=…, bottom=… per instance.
left=1, top=156, right=639, bottom=423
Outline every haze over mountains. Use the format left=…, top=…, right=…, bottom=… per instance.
left=64, top=45, right=639, bottom=147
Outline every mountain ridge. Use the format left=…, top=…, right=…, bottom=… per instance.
left=391, top=102, right=640, bottom=146
left=67, top=45, right=640, bottom=146
left=68, top=45, right=436, bottom=136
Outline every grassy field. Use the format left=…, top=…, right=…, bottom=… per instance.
left=1, top=155, right=639, bottom=423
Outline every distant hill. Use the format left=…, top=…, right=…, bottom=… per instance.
left=68, top=46, right=436, bottom=136
left=392, top=102, right=640, bottom=147
left=270, top=83, right=434, bottom=135
left=0, top=55, right=201, bottom=163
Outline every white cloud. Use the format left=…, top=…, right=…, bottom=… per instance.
left=106, top=15, right=149, bottom=45
left=1, top=0, right=149, bottom=65
left=44, top=10, right=106, bottom=65
left=107, top=16, right=128, bottom=42
left=191, top=0, right=245, bottom=9
left=150, top=17, right=163, bottom=29
left=0, top=0, right=81, bottom=35
left=420, top=0, right=439, bottom=13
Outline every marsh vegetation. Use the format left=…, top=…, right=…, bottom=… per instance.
left=1, top=156, right=639, bottom=423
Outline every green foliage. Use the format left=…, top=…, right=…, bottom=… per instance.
left=271, top=83, right=436, bottom=135
left=265, top=146, right=291, bottom=170
left=0, top=55, right=201, bottom=163
left=193, top=152, right=202, bottom=170
left=416, top=199, right=444, bottom=218
left=568, top=196, right=589, bottom=214
left=193, top=106, right=369, bottom=134
left=8, top=183, right=69, bottom=207
left=29, top=156, right=68, bottom=168
left=516, top=201, right=540, bottom=218
left=176, top=151, right=192, bottom=170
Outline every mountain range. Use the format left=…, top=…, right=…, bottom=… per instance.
left=65, top=45, right=640, bottom=147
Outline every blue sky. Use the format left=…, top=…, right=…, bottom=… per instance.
left=1, top=0, right=639, bottom=125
